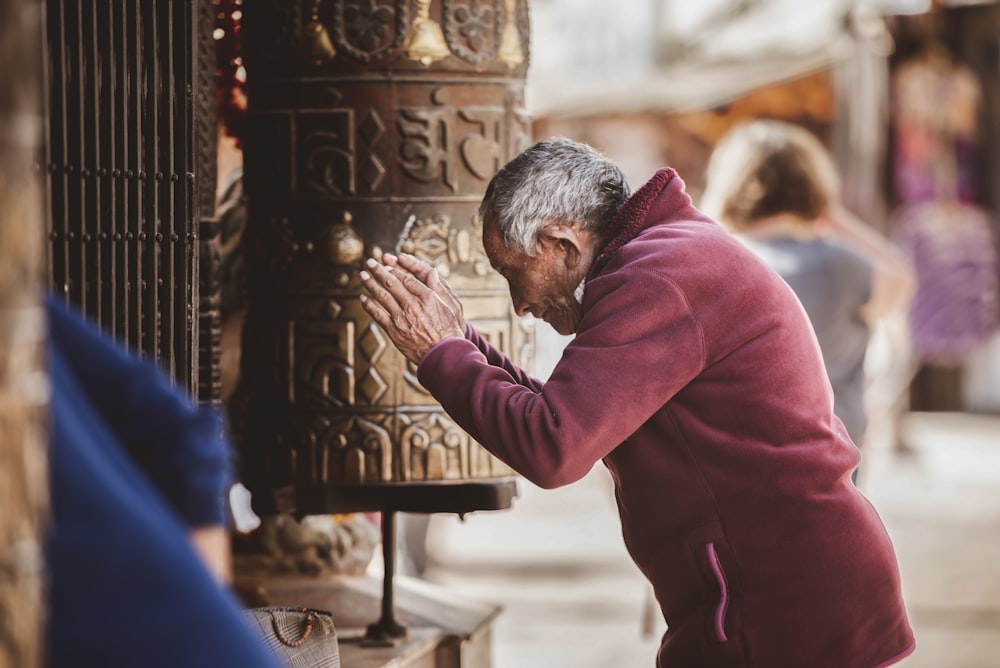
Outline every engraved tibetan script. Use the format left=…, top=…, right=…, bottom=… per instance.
left=398, top=106, right=504, bottom=192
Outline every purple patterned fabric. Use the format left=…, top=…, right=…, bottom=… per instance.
left=892, top=201, right=999, bottom=364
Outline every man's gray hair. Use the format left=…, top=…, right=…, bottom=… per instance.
left=479, top=137, right=631, bottom=255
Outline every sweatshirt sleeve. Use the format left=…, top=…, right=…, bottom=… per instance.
left=464, top=323, right=546, bottom=391
left=46, top=295, right=232, bottom=526
left=417, top=265, right=705, bottom=489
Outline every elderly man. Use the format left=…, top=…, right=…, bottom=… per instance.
left=360, top=138, right=914, bottom=667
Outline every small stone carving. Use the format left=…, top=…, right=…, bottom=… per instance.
left=233, top=513, right=381, bottom=577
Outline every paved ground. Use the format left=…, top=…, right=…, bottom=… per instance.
left=414, top=411, right=1000, bottom=668
left=864, top=412, right=1000, bottom=668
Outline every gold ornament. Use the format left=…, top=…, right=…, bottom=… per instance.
left=404, top=0, right=450, bottom=66
left=302, top=0, right=336, bottom=65
left=326, top=211, right=365, bottom=266
left=498, top=0, right=523, bottom=67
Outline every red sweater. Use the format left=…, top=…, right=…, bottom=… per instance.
left=418, top=169, right=915, bottom=667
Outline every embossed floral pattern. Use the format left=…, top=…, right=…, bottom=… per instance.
left=453, top=1, right=494, bottom=52
left=343, top=0, right=394, bottom=51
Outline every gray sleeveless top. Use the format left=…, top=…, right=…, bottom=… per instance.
left=741, top=237, right=872, bottom=443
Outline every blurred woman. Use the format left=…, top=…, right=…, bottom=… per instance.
left=701, top=120, right=914, bottom=478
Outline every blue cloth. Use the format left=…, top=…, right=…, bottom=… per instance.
left=45, top=295, right=279, bottom=668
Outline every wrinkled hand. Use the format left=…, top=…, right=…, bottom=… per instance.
left=385, top=253, right=465, bottom=331
left=360, top=253, right=465, bottom=365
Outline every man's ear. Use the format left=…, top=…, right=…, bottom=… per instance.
left=539, top=223, right=585, bottom=270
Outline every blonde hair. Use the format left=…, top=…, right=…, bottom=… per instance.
left=700, top=120, right=840, bottom=233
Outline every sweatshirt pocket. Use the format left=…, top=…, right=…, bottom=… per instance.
left=705, top=541, right=730, bottom=643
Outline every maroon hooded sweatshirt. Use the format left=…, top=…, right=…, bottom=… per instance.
left=417, top=168, right=915, bottom=667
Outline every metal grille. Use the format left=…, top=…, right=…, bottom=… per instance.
left=41, top=0, right=218, bottom=401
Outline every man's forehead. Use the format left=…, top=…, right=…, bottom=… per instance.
left=482, top=221, right=511, bottom=266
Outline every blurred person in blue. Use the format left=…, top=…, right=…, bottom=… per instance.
left=45, top=294, right=279, bottom=668
left=701, top=119, right=914, bottom=480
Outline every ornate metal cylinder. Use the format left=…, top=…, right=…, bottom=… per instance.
left=240, top=0, right=533, bottom=515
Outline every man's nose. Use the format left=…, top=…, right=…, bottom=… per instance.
left=511, top=294, right=531, bottom=317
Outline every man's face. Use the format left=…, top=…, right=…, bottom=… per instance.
left=483, top=220, right=587, bottom=335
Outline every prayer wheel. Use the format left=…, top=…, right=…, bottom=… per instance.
left=240, top=0, right=534, bottom=517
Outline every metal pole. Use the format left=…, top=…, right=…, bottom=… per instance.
left=364, top=510, right=408, bottom=644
